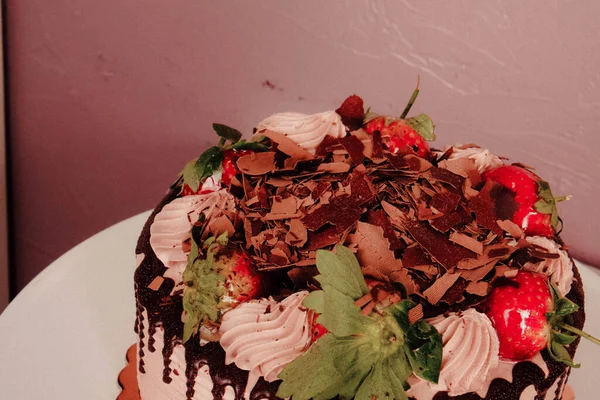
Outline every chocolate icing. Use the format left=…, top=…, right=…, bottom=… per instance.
left=134, top=190, right=281, bottom=400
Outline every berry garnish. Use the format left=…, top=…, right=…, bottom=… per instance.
left=225, top=252, right=262, bottom=303
left=362, top=80, right=435, bottom=158
left=335, top=94, right=365, bottom=130
left=483, top=165, right=569, bottom=237
left=486, top=271, right=600, bottom=365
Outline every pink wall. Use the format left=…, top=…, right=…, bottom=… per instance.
left=6, top=1, right=600, bottom=292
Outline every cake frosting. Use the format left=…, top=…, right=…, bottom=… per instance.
left=128, top=91, right=593, bottom=400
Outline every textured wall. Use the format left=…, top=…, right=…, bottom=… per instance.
left=6, top=0, right=600, bottom=292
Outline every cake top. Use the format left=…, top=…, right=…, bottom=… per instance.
left=145, top=86, right=598, bottom=400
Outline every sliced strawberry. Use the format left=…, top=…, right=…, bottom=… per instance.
left=483, top=165, right=567, bottom=237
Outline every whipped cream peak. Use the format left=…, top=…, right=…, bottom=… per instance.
left=149, top=190, right=236, bottom=291
left=515, top=236, right=574, bottom=296
left=256, top=110, right=346, bottom=153
left=219, top=291, right=313, bottom=399
left=407, top=309, right=500, bottom=399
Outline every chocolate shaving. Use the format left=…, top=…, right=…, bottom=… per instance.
left=449, top=232, right=484, bottom=255
left=371, top=131, right=384, bottom=160
left=317, top=162, right=351, bottom=173
left=347, top=222, right=403, bottom=274
left=408, top=304, right=424, bottom=323
left=430, top=212, right=463, bottom=232
left=285, top=219, right=308, bottom=247
left=466, top=281, right=490, bottom=296
left=407, top=221, right=476, bottom=270
left=458, top=260, right=497, bottom=281
left=497, top=219, right=524, bottom=239
left=430, top=192, right=461, bottom=214
left=147, top=276, right=164, bottom=291
left=338, top=135, right=365, bottom=165
left=302, top=196, right=362, bottom=232
left=440, top=277, right=469, bottom=304
left=237, top=152, right=276, bottom=175
left=367, top=209, right=405, bottom=251
left=259, top=129, right=314, bottom=160
left=423, top=273, right=461, bottom=305
left=208, top=215, right=236, bottom=237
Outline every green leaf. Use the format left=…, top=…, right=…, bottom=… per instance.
left=180, top=146, right=224, bottom=192
left=314, top=246, right=369, bottom=300
left=534, top=180, right=560, bottom=228
left=181, top=234, right=228, bottom=343
left=554, top=297, right=580, bottom=317
left=229, top=139, right=270, bottom=152
left=389, top=301, right=443, bottom=384
left=355, top=358, right=409, bottom=400
left=212, top=123, right=243, bottom=143
left=405, top=114, right=436, bottom=141
left=548, top=341, right=580, bottom=368
left=552, top=331, right=577, bottom=345
left=313, top=287, right=371, bottom=337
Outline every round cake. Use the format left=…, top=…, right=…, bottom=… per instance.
left=128, top=90, right=595, bottom=400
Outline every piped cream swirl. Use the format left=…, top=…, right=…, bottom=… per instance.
left=256, top=111, right=346, bottom=153
left=150, top=190, right=236, bottom=287
left=219, top=291, right=313, bottom=398
left=520, top=236, right=574, bottom=296
left=407, top=309, right=500, bottom=399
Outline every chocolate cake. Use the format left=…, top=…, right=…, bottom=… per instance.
left=126, top=89, right=596, bottom=400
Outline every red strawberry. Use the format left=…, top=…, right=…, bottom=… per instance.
left=336, top=95, right=365, bottom=130
left=312, top=322, right=328, bottom=342
left=483, top=165, right=567, bottom=237
left=364, top=117, right=430, bottom=158
left=223, top=252, right=262, bottom=303
left=221, top=150, right=253, bottom=186
left=486, top=271, right=552, bottom=360
left=486, top=271, right=599, bottom=364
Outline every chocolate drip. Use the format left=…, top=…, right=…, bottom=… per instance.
left=183, top=340, right=281, bottom=400
left=137, top=301, right=146, bottom=374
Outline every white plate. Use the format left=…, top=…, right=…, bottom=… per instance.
left=0, top=211, right=598, bottom=399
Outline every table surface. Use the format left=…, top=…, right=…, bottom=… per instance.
left=0, top=211, right=599, bottom=400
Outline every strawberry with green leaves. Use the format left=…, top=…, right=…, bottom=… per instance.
left=486, top=271, right=599, bottom=365
left=362, top=82, right=436, bottom=158
left=180, top=123, right=269, bottom=196
left=483, top=165, right=568, bottom=237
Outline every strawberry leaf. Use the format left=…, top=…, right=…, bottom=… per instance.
left=552, top=331, right=577, bottom=345
left=534, top=180, right=560, bottom=228
left=228, top=139, right=270, bottom=152
left=554, top=297, right=580, bottom=317
left=181, top=146, right=224, bottom=192
left=314, top=246, right=369, bottom=300
left=181, top=232, right=228, bottom=343
left=548, top=341, right=580, bottom=368
left=280, top=247, right=442, bottom=399
left=406, top=114, right=436, bottom=141
left=212, top=123, right=242, bottom=143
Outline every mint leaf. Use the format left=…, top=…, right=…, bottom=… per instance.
left=314, top=246, right=369, bottom=300
left=212, top=123, right=242, bottom=143
left=406, top=114, right=436, bottom=141
left=181, top=234, right=228, bottom=343
left=181, top=146, right=224, bottom=192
